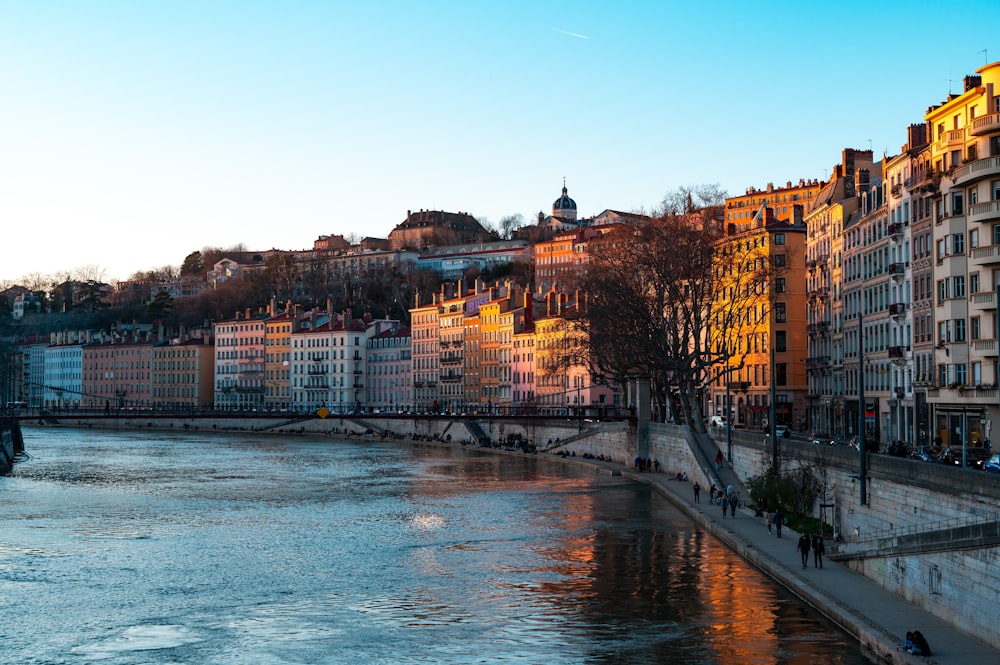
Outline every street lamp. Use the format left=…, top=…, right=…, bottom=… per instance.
left=724, top=346, right=733, bottom=463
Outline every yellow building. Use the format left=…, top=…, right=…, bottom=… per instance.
left=265, top=309, right=294, bottom=411
left=924, top=61, right=1000, bottom=445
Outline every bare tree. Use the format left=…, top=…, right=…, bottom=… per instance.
left=72, top=264, right=108, bottom=283
left=574, top=199, right=772, bottom=430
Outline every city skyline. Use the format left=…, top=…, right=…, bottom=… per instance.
left=1, top=0, right=994, bottom=282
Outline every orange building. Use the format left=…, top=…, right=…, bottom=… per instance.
left=711, top=204, right=812, bottom=431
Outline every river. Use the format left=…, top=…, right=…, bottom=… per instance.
left=0, top=427, right=868, bottom=664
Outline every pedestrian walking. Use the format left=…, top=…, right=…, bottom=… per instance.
left=773, top=508, right=784, bottom=538
left=709, top=483, right=717, bottom=503
left=812, top=533, right=825, bottom=568
left=797, top=533, right=811, bottom=569
left=765, top=508, right=774, bottom=534
left=693, top=482, right=701, bottom=503
left=720, top=491, right=727, bottom=518
left=714, top=450, right=723, bottom=470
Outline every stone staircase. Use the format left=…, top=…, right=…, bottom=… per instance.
left=831, top=512, right=1000, bottom=560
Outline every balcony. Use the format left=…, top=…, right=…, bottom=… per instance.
left=969, top=244, right=1000, bottom=267
left=971, top=291, right=996, bottom=310
left=935, top=127, right=965, bottom=151
left=904, top=168, right=939, bottom=193
left=726, top=381, right=751, bottom=391
left=953, top=156, right=1000, bottom=187
left=894, top=386, right=905, bottom=399
left=304, top=383, right=329, bottom=391
left=888, top=346, right=910, bottom=363
left=807, top=321, right=831, bottom=334
left=890, top=183, right=902, bottom=198
left=888, top=262, right=906, bottom=278
left=888, top=302, right=907, bottom=317
left=308, top=367, right=328, bottom=375
left=972, top=338, right=999, bottom=357
left=806, top=356, right=831, bottom=368
left=887, top=222, right=903, bottom=237
left=968, top=200, right=1000, bottom=225
left=970, top=112, right=1000, bottom=136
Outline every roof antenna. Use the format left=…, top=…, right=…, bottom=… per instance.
left=979, top=48, right=989, bottom=65
left=947, top=78, right=953, bottom=95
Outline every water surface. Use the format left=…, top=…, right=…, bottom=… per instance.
left=0, top=427, right=867, bottom=664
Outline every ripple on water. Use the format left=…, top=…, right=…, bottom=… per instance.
left=70, top=624, right=204, bottom=656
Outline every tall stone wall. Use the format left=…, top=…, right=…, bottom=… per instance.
left=708, top=429, right=1000, bottom=649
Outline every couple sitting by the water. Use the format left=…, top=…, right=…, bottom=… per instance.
left=900, top=630, right=931, bottom=656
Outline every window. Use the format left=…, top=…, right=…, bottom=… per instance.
left=773, top=233, right=786, bottom=245
left=955, top=318, right=966, bottom=342
left=971, top=228, right=980, bottom=249
left=773, top=254, right=786, bottom=267
left=971, top=316, right=981, bottom=340
left=953, top=234, right=965, bottom=254
left=973, top=362, right=982, bottom=385
left=939, top=320, right=951, bottom=343
left=775, top=330, right=787, bottom=352
left=971, top=272, right=980, bottom=294
left=775, top=363, right=787, bottom=387
left=970, top=188, right=978, bottom=206
left=774, top=303, right=787, bottom=323
left=954, top=275, right=966, bottom=298
left=938, top=279, right=950, bottom=303
left=993, top=180, right=1000, bottom=201
left=952, top=193, right=964, bottom=216
left=956, top=364, right=967, bottom=386
left=775, top=277, right=786, bottom=293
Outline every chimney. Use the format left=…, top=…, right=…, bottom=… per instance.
left=856, top=168, right=870, bottom=193
left=523, top=291, right=532, bottom=326
left=792, top=204, right=804, bottom=226
left=245, top=308, right=252, bottom=320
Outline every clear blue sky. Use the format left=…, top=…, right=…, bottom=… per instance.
left=0, top=1, right=995, bottom=283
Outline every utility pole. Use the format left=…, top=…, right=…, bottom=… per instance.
left=858, top=312, right=867, bottom=505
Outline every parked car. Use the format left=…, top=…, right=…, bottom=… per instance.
left=985, top=453, right=1000, bottom=474
left=941, top=447, right=991, bottom=470
left=773, top=425, right=791, bottom=438
left=908, top=446, right=940, bottom=462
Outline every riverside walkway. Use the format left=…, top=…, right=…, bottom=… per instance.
left=577, top=457, right=995, bottom=665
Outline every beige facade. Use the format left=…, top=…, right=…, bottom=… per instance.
left=925, top=62, right=1000, bottom=446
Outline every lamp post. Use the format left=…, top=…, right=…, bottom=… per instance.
left=724, top=346, right=733, bottom=463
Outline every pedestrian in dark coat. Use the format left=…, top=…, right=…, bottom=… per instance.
left=773, top=509, right=784, bottom=538
left=811, top=533, right=825, bottom=568
left=797, top=533, right=811, bottom=569
left=693, top=482, right=701, bottom=503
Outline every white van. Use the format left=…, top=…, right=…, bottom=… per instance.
left=709, top=415, right=727, bottom=428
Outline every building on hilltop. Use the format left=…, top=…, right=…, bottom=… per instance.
left=389, top=209, right=488, bottom=251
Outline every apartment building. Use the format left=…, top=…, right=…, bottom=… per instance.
left=366, top=325, right=411, bottom=412
left=712, top=204, right=811, bottom=430
left=925, top=62, right=1000, bottom=446
left=213, top=309, right=268, bottom=410
left=264, top=307, right=295, bottom=411
left=151, top=333, right=214, bottom=409
left=806, top=150, right=875, bottom=437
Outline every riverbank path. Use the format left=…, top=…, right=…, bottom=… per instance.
left=586, top=459, right=996, bottom=665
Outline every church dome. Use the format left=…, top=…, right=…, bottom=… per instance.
left=552, top=182, right=577, bottom=220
